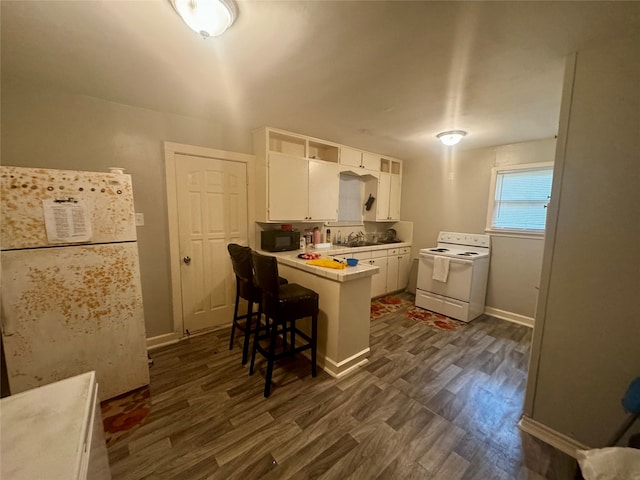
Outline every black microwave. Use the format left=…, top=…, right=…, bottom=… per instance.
left=261, top=230, right=300, bottom=252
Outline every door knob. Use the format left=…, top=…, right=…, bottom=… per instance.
left=183, top=256, right=191, bottom=265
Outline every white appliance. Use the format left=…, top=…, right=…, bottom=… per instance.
left=0, top=371, right=111, bottom=480
left=1, top=166, right=149, bottom=400
left=415, top=232, right=490, bottom=322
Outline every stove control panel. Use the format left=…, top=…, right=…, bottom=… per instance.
left=437, top=232, right=491, bottom=248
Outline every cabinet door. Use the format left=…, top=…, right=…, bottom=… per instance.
left=370, top=257, right=388, bottom=298
left=268, top=153, right=308, bottom=220
left=340, top=147, right=363, bottom=168
left=388, top=173, right=402, bottom=221
left=386, top=254, right=399, bottom=293
left=398, top=253, right=411, bottom=291
left=376, top=172, right=391, bottom=220
left=308, top=160, right=339, bottom=221
left=361, top=152, right=380, bottom=171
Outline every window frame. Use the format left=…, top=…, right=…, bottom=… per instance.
left=485, top=161, right=554, bottom=238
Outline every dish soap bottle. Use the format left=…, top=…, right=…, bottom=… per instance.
left=313, top=227, right=321, bottom=246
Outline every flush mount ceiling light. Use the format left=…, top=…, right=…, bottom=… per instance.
left=170, top=0, right=237, bottom=38
left=437, top=130, right=467, bottom=146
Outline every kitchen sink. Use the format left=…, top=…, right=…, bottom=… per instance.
left=344, top=241, right=378, bottom=248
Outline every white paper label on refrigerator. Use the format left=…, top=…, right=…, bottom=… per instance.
left=43, top=199, right=93, bottom=243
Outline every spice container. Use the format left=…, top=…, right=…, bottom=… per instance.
left=326, top=229, right=331, bottom=244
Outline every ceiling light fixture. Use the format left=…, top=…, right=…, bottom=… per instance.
left=437, top=130, right=467, bottom=146
left=170, top=0, right=237, bottom=38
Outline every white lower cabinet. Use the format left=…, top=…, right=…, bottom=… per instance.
left=398, top=250, right=411, bottom=290
left=369, top=250, right=388, bottom=298
left=339, top=246, right=411, bottom=298
left=386, top=247, right=411, bottom=294
left=387, top=254, right=399, bottom=292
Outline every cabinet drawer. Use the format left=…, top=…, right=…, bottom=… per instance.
left=399, top=247, right=410, bottom=255
left=387, top=248, right=398, bottom=256
left=371, top=249, right=387, bottom=259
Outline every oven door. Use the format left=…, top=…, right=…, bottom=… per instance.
left=417, top=252, right=474, bottom=302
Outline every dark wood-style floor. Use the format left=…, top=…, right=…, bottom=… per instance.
left=107, top=294, right=550, bottom=480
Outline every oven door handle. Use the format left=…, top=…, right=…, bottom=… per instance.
left=419, top=252, right=474, bottom=266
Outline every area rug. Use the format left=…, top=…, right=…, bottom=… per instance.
left=100, top=385, right=151, bottom=446
left=405, top=306, right=467, bottom=331
left=371, top=294, right=467, bottom=331
left=370, top=295, right=413, bottom=319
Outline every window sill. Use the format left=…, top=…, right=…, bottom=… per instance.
left=484, top=229, right=545, bottom=240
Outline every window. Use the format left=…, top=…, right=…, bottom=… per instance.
left=486, top=162, right=553, bottom=235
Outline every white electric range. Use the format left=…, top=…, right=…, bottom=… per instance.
left=415, top=232, right=491, bottom=322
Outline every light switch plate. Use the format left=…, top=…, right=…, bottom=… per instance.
left=135, top=213, right=144, bottom=226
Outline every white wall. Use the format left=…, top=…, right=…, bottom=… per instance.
left=525, top=34, right=640, bottom=447
left=402, top=138, right=556, bottom=319
left=1, top=79, right=253, bottom=337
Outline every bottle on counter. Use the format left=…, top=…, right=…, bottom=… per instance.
left=335, top=231, right=342, bottom=244
left=326, top=229, right=331, bottom=244
left=313, top=227, right=321, bottom=245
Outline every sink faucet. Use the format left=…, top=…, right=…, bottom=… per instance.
left=346, top=231, right=358, bottom=243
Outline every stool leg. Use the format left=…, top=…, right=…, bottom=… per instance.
left=229, top=290, right=240, bottom=350
left=241, top=300, right=254, bottom=365
left=264, top=321, right=278, bottom=397
left=311, top=313, right=318, bottom=377
left=249, top=306, right=262, bottom=376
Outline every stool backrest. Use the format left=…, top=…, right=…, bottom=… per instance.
left=227, top=244, right=253, bottom=283
left=251, top=251, right=280, bottom=299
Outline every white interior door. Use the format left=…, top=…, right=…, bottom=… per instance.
left=175, top=154, right=248, bottom=333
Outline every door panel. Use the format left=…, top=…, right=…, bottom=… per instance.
left=176, top=155, right=247, bottom=333
left=268, top=153, right=308, bottom=220
left=308, top=160, right=339, bottom=220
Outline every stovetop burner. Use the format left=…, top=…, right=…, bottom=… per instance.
left=458, top=252, right=479, bottom=256
left=430, top=248, right=449, bottom=252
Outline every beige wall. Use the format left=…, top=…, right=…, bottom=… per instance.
left=525, top=34, right=640, bottom=447
left=1, top=79, right=253, bottom=337
left=402, top=138, right=556, bottom=319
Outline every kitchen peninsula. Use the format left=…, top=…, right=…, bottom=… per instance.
left=263, top=241, right=411, bottom=378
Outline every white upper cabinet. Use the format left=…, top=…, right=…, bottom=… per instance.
left=364, top=157, right=402, bottom=221
left=340, top=147, right=381, bottom=173
left=268, top=153, right=309, bottom=221
left=361, top=152, right=380, bottom=170
left=254, top=127, right=339, bottom=222
left=340, top=146, right=364, bottom=169
left=308, top=159, right=339, bottom=220
left=254, top=127, right=402, bottom=222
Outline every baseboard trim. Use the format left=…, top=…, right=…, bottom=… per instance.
left=518, top=415, right=590, bottom=458
left=146, top=332, right=181, bottom=350
left=484, top=306, right=535, bottom=328
left=318, top=348, right=370, bottom=379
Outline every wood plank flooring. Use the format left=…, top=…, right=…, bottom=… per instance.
left=107, top=294, right=556, bottom=479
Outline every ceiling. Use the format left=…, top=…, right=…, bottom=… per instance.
left=2, top=1, right=640, bottom=161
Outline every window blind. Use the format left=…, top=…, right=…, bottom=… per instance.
left=491, top=166, right=553, bottom=231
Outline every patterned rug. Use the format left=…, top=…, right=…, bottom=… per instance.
left=371, top=294, right=467, bottom=331
left=100, top=385, right=151, bottom=446
left=370, top=295, right=413, bottom=319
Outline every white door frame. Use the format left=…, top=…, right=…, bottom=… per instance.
left=164, top=141, right=256, bottom=342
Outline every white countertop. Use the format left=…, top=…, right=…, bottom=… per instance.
left=0, top=371, right=97, bottom=480
left=261, top=242, right=411, bottom=283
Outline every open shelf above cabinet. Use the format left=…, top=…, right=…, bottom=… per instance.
left=266, top=128, right=339, bottom=163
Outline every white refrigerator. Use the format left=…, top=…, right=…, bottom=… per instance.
left=1, top=166, right=150, bottom=400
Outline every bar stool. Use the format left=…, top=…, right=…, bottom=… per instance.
left=250, top=251, right=319, bottom=397
left=226, top=244, right=287, bottom=365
